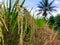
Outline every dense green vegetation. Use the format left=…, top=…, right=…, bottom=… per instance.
left=48, top=14, right=60, bottom=39
left=35, top=18, right=46, bottom=27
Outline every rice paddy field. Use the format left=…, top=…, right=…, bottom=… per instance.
left=0, top=0, right=60, bottom=45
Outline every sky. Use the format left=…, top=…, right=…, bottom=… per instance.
left=0, top=0, right=60, bottom=18
left=22, top=0, right=60, bottom=18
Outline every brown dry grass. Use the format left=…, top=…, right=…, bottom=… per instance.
left=23, top=24, right=58, bottom=45
left=32, top=25, right=57, bottom=45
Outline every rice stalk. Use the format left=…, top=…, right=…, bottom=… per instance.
left=23, top=8, right=28, bottom=39
left=18, top=6, right=23, bottom=45
left=0, top=17, right=8, bottom=32
left=0, top=22, right=4, bottom=45
left=12, top=0, right=19, bottom=11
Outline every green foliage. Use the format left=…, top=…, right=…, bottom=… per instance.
left=48, top=16, right=55, bottom=28
left=0, top=0, right=19, bottom=45
left=35, top=18, right=46, bottom=27
left=49, top=15, right=60, bottom=30
left=4, top=8, right=19, bottom=45
left=54, top=15, right=60, bottom=27
left=54, top=15, right=60, bottom=37
left=48, top=15, right=60, bottom=38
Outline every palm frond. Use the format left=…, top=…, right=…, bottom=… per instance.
left=37, top=0, right=56, bottom=18
left=48, top=0, right=55, bottom=6
left=37, top=5, right=43, bottom=9
left=49, top=9, right=57, bottom=12
left=39, top=1, right=44, bottom=6
left=49, top=6, right=57, bottom=9
left=42, top=0, right=45, bottom=4
left=48, top=11, right=53, bottom=15
left=37, top=12, right=42, bottom=15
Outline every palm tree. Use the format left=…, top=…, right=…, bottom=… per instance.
left=37, top=0, right=56, bottom=19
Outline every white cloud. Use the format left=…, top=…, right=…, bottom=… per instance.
left=52, top=8, right=60, bottom=16
left=54, top=0, right=59, bottom=4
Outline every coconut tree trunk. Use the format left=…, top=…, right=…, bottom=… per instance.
left=43, top=10, right=47, bottom=19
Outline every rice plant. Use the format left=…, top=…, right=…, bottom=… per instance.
left=0, top=0, right=58, bottom=45
left=0, top=0, right=19, bottom=45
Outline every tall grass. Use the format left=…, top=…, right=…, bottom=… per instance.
left=0, top=0, right=19, bottom=45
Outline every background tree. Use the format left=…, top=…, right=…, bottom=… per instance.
left=37, top=0, right=56, bottom=19
left=54, top=14, right=60, bottom=29
left=48, top=14, right=60, bottom=39
left=54, top=14, right=60, bottom=38
left=48, top=15, right=55, bottom=28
